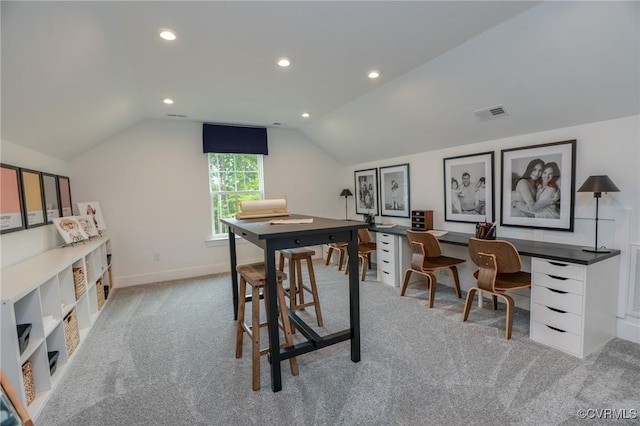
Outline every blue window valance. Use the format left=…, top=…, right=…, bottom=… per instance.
left=202, top=123, right=268, bottom=155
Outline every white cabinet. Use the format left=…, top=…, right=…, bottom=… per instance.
left=376, top=232, right=400, bottom=286
left=0, top=236, right=113, bottom=419
left=529, top=256, right=618, bottom=358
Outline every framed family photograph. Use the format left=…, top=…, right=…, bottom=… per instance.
left=500, top=139, right=576, bottom=231
left=0, top=163, right=25, bottom=234
left=444, top=151, right=495, bottom=223
left=354, top=168, right=378, bottom=215
left=379, top=163, right=410, bottom=218
left=20, top=168, right=46, bottom=229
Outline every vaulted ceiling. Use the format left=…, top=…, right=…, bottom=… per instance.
left=2, top=1, right=638, bottom=165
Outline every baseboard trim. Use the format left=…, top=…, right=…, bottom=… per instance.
left=616, top=316, right=640, bottom=344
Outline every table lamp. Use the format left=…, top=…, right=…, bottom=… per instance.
left=340, top=189, right=353, bottom=220
left=577, top=175, right=620, bottom=253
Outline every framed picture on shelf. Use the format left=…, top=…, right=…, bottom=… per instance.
left=354, top=168, right=379, bottom=215
left=444, top=151, right=495, bottom=223
left=52, top=216, right=89, bottom=245
left=500, top=139, right=576, bottom=231
left=58, top=175, right=73, bottom=216
left=77, top=201, right=107, bottom=231
left=42, top=172, right=61, bottom=223
left=76, top=215, right=100, bottom=237
left=0, top=163, right=25, bottom=234
left=19, top=168, right=46, bottom=228
left=379, top=163, right=410, bottom=218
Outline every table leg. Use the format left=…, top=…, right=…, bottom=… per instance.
left=228, top=230, right=238, bottom=320
left=347, top=232, right=361, bottom=362
left=265, top=242, right=282, bottom=392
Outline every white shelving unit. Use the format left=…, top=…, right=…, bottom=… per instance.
left=1, top=235, right=113, bottom=419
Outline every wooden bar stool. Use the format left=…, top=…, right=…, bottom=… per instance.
left=235, top=263, right=299, bottom=391
left=278, top=248, right=324, bottom=327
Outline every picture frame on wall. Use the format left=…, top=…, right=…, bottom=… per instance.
left=19, top=168, right=46, bottom=228
left=42, top=172, right=61, bottom=223
left=500, top=139, right=576, bottom=231
left=379, top=163, right=410, bottom=218
left=354, top=168, right=379, bottom=215
left=444, top=151, right=495, bottom=223
left=0, top=163, right=26, bottom=234
left=57, top=175, right=73, bottom=216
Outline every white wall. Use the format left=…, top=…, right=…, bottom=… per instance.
left=67, top=120, right=344, bottom=287
left=342, top=115, right=640, bottom=343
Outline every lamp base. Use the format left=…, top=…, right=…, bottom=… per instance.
left=582, top=247, right=611, bottom=253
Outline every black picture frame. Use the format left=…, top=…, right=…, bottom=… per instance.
left=444, top=151, right=495, bottom=223
left=57, top=175, right=73, bottom=216
left=42, top=172, right=61, bottom=223
left=0, top=163, right=26, bottom=234
left=19, top=168, right=46, bottom=229
left=379, top=163, right=410, bottom=218
left=354, top=168, right=379, bottom=216
left=500, top=139, right=577, bottom=231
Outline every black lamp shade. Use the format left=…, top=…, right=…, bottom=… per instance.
left=577, top=175, right=620, bottom=194
left=340, top=189, right=353, bottom=197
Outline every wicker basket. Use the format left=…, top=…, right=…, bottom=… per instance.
left=73, top=267, right=86, bottom=300
left=22, top=360, right=35, bottom=405
left=64, top=309, right=80, bottom=357
left=96, top=277, right=105, bottom=310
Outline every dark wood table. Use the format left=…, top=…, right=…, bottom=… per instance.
left=222, top=214, right=367, bottom=392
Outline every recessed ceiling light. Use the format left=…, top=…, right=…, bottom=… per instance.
left=368, top=70, right=380, bottom=79
left=159, top=29, right=177, bottom=41
left=301, top=112, right=310, bottom=118
left=277, top=57, right=291, bottom=67
left=163, top=98, right=174, bottom=105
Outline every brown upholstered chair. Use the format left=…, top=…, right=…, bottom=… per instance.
left=344, top=228, right=377, bottom=281
left=400, top=230, right=464, bottom=304
left=462, top=238, right=531, bottom=340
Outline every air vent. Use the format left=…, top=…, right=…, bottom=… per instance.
left=474, top=104, right=509, bottom=121
left=167, top=114, right=187, bottom=118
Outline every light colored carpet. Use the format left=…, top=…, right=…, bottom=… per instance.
left=37, top=261, right=640, bottom=425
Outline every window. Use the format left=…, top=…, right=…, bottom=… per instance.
left=209, top=153, right=264, bottom=237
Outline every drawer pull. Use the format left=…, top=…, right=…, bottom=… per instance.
left=383, top=260, right=389, bottom=264
left=547, top=306, right=567, bottom=314
left=546, top=325, right=566, bottom=333
left=383, top=249, right=389, bottom=253
left=383, top=271, right=390, bottom=275
left=548, top=288, right=568, bottom=294
left=549, top=262, right=567, bottom=267
left=547, top=274, right=568, bottom=281
left=382, top=242, right=389, bottom=245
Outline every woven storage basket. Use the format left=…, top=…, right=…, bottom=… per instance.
left=22, top=360, right=35, bottom=405
left=96, top=277, right=105, bottom=310
left=73, top=267, right=86, bottom=300
left=64, top=309, right=80, bottom=357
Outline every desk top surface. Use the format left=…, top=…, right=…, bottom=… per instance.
left=370, top=225, right=620, bottom=265
left=222, top=214, right=366, bottom=240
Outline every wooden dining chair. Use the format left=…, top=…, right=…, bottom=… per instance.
left=344, top=228, right=377, bottom=281
left=462, top=238, right=531, bottom=339
left=325, top=242, right=348, bottom=270
left=400, top=230, right=465, bottom=302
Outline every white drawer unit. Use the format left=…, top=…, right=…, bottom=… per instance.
left=530, top=257, right=618, bottom=358
left=376, top=232, right=398, bottom=287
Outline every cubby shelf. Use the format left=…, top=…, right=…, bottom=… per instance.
left=1, top=235, right=113, bottom=420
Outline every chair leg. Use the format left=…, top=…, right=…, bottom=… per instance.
left=288, top=257, right=297, bottom=310
left=337, top=248, right=346, bottom=271
left=325, top=247, right=334, bottom=266
left=400, top=270, right=413, bottom=296
left=449, top=266, right=462, bottom=298
left=296, top=259, right=305, bottom=308
left=497, top=293, right=515, bottom=340
left=492, top=295, right=498, bottom=310
left=305, top=257, right=323, bottom=327
left=276, top=282, right=299, bottom=376
left=235, top=277, right=248, bottom=358
left=367, top=253, right=372, bottom=269
left=462, top=288, right=478, bottom=322
left=426, top=273, right=436, bottom=308
left=251, top=284, right=261, bottom=391
left=360, top=255, right=368, bottom=281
